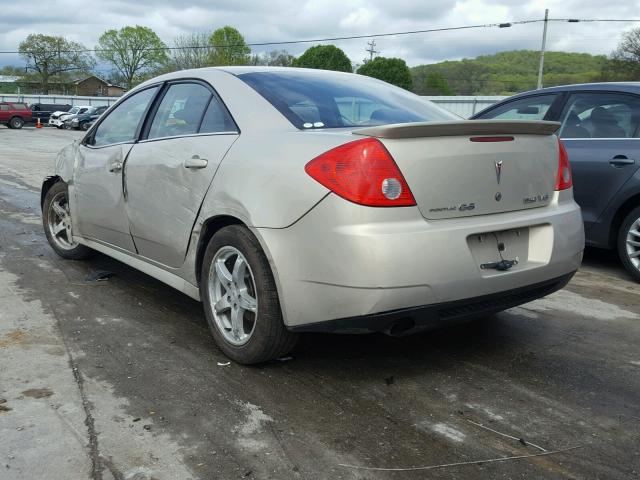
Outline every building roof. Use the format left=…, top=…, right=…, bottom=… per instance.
left=73, top=75, right=124, bottom=89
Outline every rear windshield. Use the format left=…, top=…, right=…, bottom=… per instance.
left=238, top=70, right=457, bottom=129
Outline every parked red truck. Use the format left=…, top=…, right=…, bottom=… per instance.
left=0, top=102, right=33, bottom=129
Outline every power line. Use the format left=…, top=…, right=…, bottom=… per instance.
left=2, top=17, right=640, bottom=55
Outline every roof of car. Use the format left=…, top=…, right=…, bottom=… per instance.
left=218, top=66, right=359, bottom=76
left=508, top=82, right=640, bottom=99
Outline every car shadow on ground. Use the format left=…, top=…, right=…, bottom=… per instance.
left=67, top=243, right=633, bottom=376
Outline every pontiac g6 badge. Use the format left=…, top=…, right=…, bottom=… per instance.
left=494, top=160, right=503, bottom=185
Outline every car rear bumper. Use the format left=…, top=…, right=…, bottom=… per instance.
left=256, top=189, right=584, bottom=329
left=288, top=272, right=574, bottom=334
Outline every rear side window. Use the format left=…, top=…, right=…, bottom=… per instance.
left=11, top=104, right=28, bottom=111
left=478, top=94, right=557, bottom=120
left=91, top=87, right=158, bottom=147
left=559, top=92, right=640, bottom=139
left=238, top=71, right=456, bottom=129
left=199, top=96, right=237, bottom=133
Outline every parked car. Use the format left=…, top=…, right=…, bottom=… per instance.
left=41, top=67, right=584, bottom=363
left=49, top=105, right=91, bottom=128
left=0, top=102, right=32, bottom=129
left=473, top=83, right=640, bottom=280
left=30, top=103, right=72, bottom=124
left=65, top=105, right=109, bottom=130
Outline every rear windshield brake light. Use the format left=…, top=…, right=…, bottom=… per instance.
left=469, top=136, right=514, bottom=142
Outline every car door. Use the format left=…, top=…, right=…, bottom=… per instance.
left=73, top=86, right=159, bottom=251
left=558, top=92, right=640, bottom=231
left=124, top=81, right=239, bottom=267
left=0, top=103, right=9, bottom=123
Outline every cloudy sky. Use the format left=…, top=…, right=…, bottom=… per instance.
left=1, top=0, right=638, bottom=71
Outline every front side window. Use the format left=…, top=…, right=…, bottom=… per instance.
left=559, top=92, right=640, bottom=139
left=238, top=71, right=456, bottom=129
left=91, top=87, right=158, bottom=147
left=479, top=94, right=557, bottom=121
left=148, top=83, right=212, bottom=139
left=0, top=104, right=9, bottom=111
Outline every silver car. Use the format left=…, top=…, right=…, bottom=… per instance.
left=41, top=67, right=585, bottom=364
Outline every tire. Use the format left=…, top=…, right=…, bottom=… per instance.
left=9, top=117, right=24, bottom=129
left=618, top=206, right=640, bottom=282
left=80, top=122, right=90, bottom=131
left=200, top=225, right=298, bottom=364
left=42, top=182, right=92, bottom=260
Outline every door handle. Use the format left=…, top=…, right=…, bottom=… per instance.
left=609, top=155, right=635, bottom=167
left=184, top=155, right=208, bottom=169
left=108, top=160, right=123, bottom=173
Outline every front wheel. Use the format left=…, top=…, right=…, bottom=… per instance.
left=200, top=225, right=298, bottom=364
left=618, top=206, right=640, bottom=282
left=42, top=182, right=92, bottom=260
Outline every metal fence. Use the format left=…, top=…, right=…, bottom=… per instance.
left=424, top=96, right=507, bottom=118
left=0, top=93, right=508, bottom=118
left=0, top=93, right=119, bottom=107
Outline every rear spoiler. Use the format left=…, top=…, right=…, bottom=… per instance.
left=352, top=120, right=561, bottom=139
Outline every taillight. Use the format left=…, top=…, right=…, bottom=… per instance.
left=555, top=138, right=573, bottom=191
left=305, top=138, right=416, bottom=207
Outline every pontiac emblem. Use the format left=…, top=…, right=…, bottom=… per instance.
left=494, top=160, right=503, bottom=185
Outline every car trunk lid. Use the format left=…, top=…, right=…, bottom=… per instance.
left=353, top=120, right=561, bottom=220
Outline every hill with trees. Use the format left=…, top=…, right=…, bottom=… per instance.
left=412, top=50, right=638, bottom=96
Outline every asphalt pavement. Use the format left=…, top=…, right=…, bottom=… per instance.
left=1, top=127, right=639, bottom=479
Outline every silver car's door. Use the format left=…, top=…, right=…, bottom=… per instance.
left=74, top=86, right=159, bottom=251
left=124, top=81, right=239, bottom=267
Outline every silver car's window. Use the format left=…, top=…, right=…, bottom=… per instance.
left=559, top=92, right=640, bottom=139
left=479, top=94, right=557, bottom=121
left=199, top=95, right=237, bottom=134
left=238, top=71, right=456, bottom=129
left=92, top=87, right=158, bottom=147
left=148, top=83, right=211, bottom=139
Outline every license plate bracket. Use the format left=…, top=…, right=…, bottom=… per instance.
left=467, top=228, right=529, bottom=274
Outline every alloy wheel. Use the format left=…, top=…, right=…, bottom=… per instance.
left=626, top=216, right=640, bottom=271
left=47, top=191, right=78, bottom=250
left=208, top=246, right=258, bottom=346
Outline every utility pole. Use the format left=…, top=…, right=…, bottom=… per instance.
left=365, top=39, right=378, bottom=62
left=537, top=9, right=549, bottom=89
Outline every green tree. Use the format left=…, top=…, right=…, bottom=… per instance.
left=357, top=56, right=412, bottom=90
left=294, top=45, right=352, bottom=72
left=610, top=27, right=640, bottom=78
left=0, top=65, right=26, bottom=76
left=96, top=26, right=168, bottom=89
left=169, top=33, right=214, bottom=71
left=18, top=34, right=95, bottom=94
left=424, top=72, right=453, bottom=95
left=209, top=26, right=251, bottom=66
left=251, top=49, right=296, bottom=67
